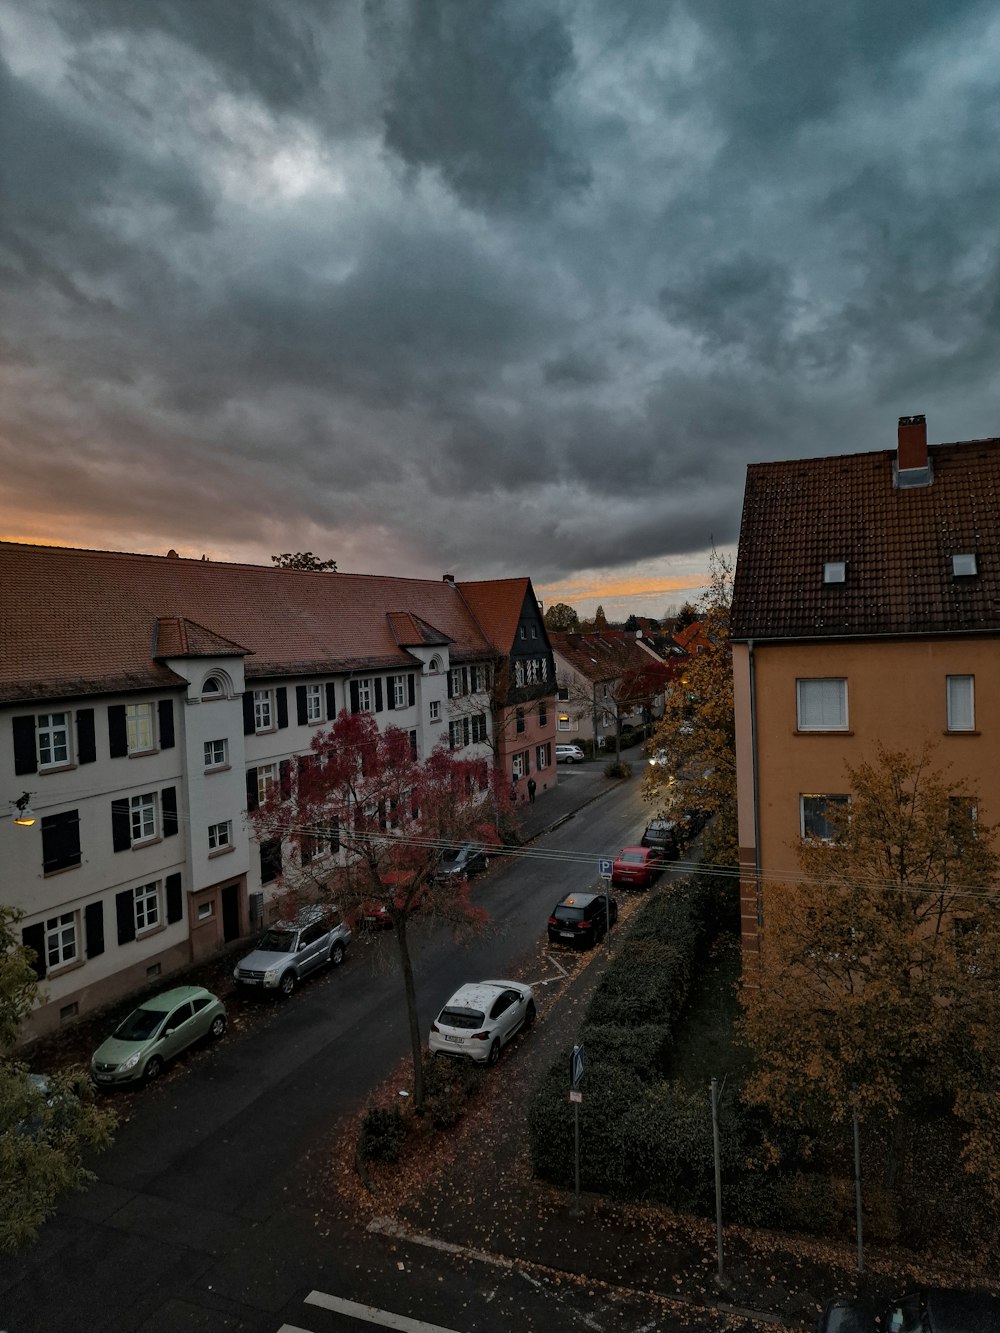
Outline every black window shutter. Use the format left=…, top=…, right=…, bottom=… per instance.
left=276, top=688, right=288, bottom=729
left=326, top=682, right=336, bottom=719
left=22, top=922, right=46, bottom=980
left=13, top=716, right=37, bottom=775
left=116, top=889, right=136, bottom=946
left=42, top=810, right=80, bottom=873
left=246, top=768, right=258, bottom=811
left=374, top=679, right=383, bottom=712
left=296, top=685, right=308, bottom=725
left=386, top=677, right=396, bottom=711
left=108, top=705, right=128, bottom=758
left=242, top=692, right=255, bottom=735
left=408, top=674, right=415, bottom=707
left=279, top=759, right=292, bottom=799
left=161, top=787, right=178, bottom=837
left=158, top=699, right=175, bottom=749
left=76, top=709, right=96, bottom=764
left=112, top=799, right=131, bottom=852
left=349, top=680, right=360, bottom=714
left=85, top=902, right=105, bottom=958
left=165, top=873, right=183, bottom=924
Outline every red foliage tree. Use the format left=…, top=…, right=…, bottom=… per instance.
left=249, top=709, right=509, bottom=1110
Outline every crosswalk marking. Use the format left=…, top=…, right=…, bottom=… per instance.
left=304, top=1290, right=463, bottom=1333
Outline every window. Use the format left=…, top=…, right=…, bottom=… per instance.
left=134, top=882, right=160, bottom=933
left=558, top=714, right=571, bottom=731
left=392, top=675, right=408, bottom=709
left=952, top=553, right=978, bottom=577
left=516, top=708, right=525, bottom=733
left=45, top=912, right=78, bottom=969
left=538, top=701, right=548, bottom=728
left=130, top=793, right=157, bottom=844
left=253, top=689, right=273, bottom=732
left=37, top=712, right=70, bottom=768
left=947, top=675, right=975, bottom=731
left=41, top=810, right=81, bottom=874
left=512, top=750, right=528, bottom=779
left=204, top=738, right=228, bottom=769
left=536, top=742, right=551, bottom=770
left=429, top=700, right=441, bottom=723
left=796, top=679, right=848, bottom=731
left=208, top=820, right=233, bottom=852
left=824, top=561, right=846, bottom=584
left=471, top=713, right=487, bottom=744
left=305, top=683, right=323, bottom=722
left=801, top=794, right=850, bottom=842
left=257, top=762, right=278, bottom=805
left=126, top=703, right=155, bottom=753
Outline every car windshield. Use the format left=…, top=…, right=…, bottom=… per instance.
left=439, top=1006, right=485, bottom=1030
left=257, top=929, right=296, bottom=953
left=620, top=852, right=645, bottom=864
left=554, top=907, right=584, bottom=922
left=113, top=1006, right=166, bottom=1042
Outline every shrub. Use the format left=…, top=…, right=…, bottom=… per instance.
left=358, top=1104, right=406, bottom=1163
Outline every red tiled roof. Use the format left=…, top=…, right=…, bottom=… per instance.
left=458, top=578, right=534, bottom=651
left=0, top=543, right=501, bottom=704
left=730, top=436, right=1000, bottom=641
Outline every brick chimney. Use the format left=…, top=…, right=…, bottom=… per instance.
left=897, top=414, right=927, bottom=470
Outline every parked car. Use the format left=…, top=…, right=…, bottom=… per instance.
left=547, top=891, right=618, bottom=949
left=640, top=819, right=680, bottom=858
left=556, top=744, right=585, bottom=763
left=817, top=1288, right=1000, bottom=1333
left=233, top=904, right=351, bottom=996
left=429, top=980, right=535, bottom=1064
left=611, top=845, right=666, bottom=889
left=90, top=986, right=227, bottom=1086
left=432, top=842, right=490, bottom=881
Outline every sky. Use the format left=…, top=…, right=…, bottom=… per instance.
left=3, top=2, right=1000, bottom=622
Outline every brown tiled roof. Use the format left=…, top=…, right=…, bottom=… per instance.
left=549, top=630, right=659, bottom=683
left=458, top=578, right=533, bottom=651
left=0, top=543, right=501, bottom=704
left=730, top=437, right=1000, bottom=641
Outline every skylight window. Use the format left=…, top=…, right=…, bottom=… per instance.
left=953, top=554, right=978, bottom=577
left=823, top=561, right=846, bottom=584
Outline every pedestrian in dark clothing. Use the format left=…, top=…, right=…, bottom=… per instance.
left=527, top=777, right=536, bottom=804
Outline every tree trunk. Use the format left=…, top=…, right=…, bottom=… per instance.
left=394, top=914, right=425, bottom=1112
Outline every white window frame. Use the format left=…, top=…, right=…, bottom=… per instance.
left=45, top=911, right=78, bottom=969
left=208, top=820, right=233, bottom=852
left=134, top=881, right=160, bottom=933
left=253, top=689, right=274, bottom=733
left=800, top=794, right=850, bottom=842
left=257, top=762, right=278, bottom=804
left=130, top=792, right=158, bottom=844
left=204, top=738, right=228, bottom=769
left=796, top=678, right=848, bottom=731
left=305, top=683, right=323, bottom=723
left=947, top=675, right=975, bottom=732
left=392, top=675, right=407, bottom=709
left=429, top=700, right=441, bottom=723
left=357, top=678, right=373, bottom=713
left=37, top=711, right=71, bottom=768
left=127, top=702, right=155, bottom=754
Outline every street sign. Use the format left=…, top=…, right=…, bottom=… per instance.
left=568, top=1089, right=583, bottom=1104
left=570, top=1042, right=585, bottom=1090
left=599, top=858, right=613, bottom=879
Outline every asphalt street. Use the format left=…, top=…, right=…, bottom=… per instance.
left=0, top=764, right=697, bottom=1333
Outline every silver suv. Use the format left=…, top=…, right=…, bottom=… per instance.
left=233, top=905, right=351, bottom=998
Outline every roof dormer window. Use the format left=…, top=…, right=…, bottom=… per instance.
left=823, top=561, right=846, bottom=584
left=952, top=553, right=978, bottom=577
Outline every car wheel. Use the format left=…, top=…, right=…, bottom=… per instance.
left=329, top=941, right=345, bottom=967
left=523, top=1000, right=536, bottom=1029
left=487, top=1040, right=501, bottom=1066
left=279, top=971, right=297, bottom=998
left=144, top=1055, right=164, bottom=1083
left=209, top=1014, right=227, bottom=1040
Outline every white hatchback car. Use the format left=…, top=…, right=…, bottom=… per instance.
left=429, top=980, right=536, bottom=1064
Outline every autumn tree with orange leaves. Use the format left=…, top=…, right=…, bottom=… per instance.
left=741, top=742, right=1000, bottom=1205
left=250, top=710, right=509, bottom=1111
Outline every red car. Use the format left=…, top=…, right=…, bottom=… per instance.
left=611, top=845, right=665, bottom=889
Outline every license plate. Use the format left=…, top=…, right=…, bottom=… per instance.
left=560, top=931, right=575, bottom=938
left=445, top=1034, right=463, bottom=1044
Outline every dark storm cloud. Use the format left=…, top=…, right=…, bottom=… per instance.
left=2, top=0, right=1000, bottom=601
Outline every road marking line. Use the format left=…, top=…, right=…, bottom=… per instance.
left=305, top=1290, right=463, bottom=1333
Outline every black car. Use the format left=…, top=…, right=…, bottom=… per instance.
left=640, top=819, right=680, bottom=858
left=817, top=1289, right=1000, bottom=1333
left=433, top=842, right=490, bottom=881
left=547, top=892, right=618, bottom=949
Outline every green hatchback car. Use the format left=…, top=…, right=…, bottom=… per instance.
left=90, top=985, right=227, bottom=1086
